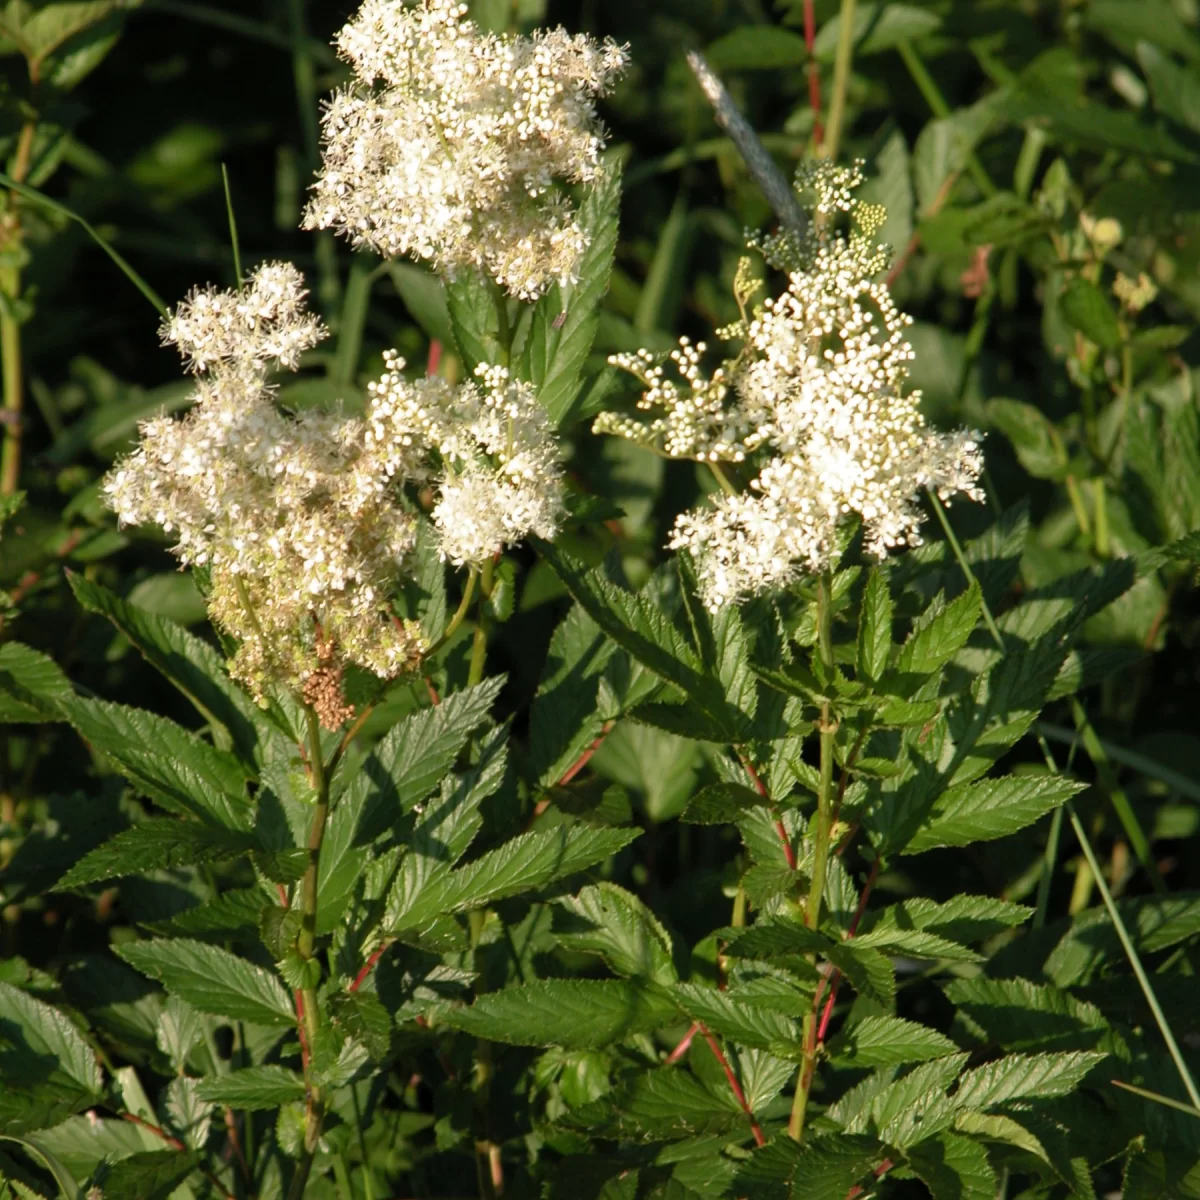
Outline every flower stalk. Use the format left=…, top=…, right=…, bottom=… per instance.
left=289, top=704, right=333, bottom=1199
left=789, top=568, right=837, bottom=1141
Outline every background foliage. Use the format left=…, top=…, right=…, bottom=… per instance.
left=4, top=0, right=1200, bottom=1198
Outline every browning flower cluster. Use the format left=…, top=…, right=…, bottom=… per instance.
left=598, top=162, right=984, bottom=610
left=303, top=0, right=628, bottom=299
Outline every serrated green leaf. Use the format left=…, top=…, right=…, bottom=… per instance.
left=571, top=1069, right=745, bottom=1140
left=445, top=270, right=501, bottom=373
left=60, top=697, right=251, bottom=831
left=553, top=883, right=677, bottom=984
left=943, top=977, right=1107, bottom=1053
left=438, top=979, right=675, bottom=1049
left=951, top=1110, right=1052, bottom=1165
left=328, top=990, right=391, bottom=1059
left=90, top=1148, right=196, bottom=1200
left=196, top=1065, right=305, bottom=1110
left=1059, top=276, right=1123, bottom=350
left=852, top=927, right=981, bottom=963
left=906, top=774, right=1085, bottom=853
left=906, top=1132, right=997, bottom=1200
left=528, top=602, right=616, bottom=787
left=56, top=820, right=256, bottom=889
left=831, top=1053, right=969, bottom=1140
left=520, top=162, right=621, bottom=424
left=116, top=939, right=294, bottom=1026
left=68, top=574, right=259, bottom=762
left=891, top=584, right=981, bottom=686
left=163, top=1075, right=213, bottom=1152
left=857, top=571, right=893, bottom=684
left=538, top=543, right=750, bottom=740
left=0, top=982, right=102, bottom=1103
left=680, top=781, right=766, bottom=824
left=867, top=895, right=1032, bottom=944
left=952, top=1050, right=1106, bottom=1110
left=0, top=643, right=72, bottom=723
left=827, top=1016, right=960, bottom=1068
left=736, top=1133, right=885, bottom=1200
left=346, top=676, right=504, bottom=848
left=392, top=824, right=640, bottom=932
left=672, top=984, right=799, bottom=1054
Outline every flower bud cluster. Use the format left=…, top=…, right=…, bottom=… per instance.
left=303, top=0, right=628, bottom=299
left=599, top=162, right=984, bottom=610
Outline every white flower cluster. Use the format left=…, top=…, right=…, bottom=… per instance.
left=105, top=264, right=566, bottom=705
left=105, top=263, right=426, bottom=702
left=303, top=0, right=628, bottom=300
left=367, top=355, right=565, bottom=567
left=598, top=162, right=984, bottom=611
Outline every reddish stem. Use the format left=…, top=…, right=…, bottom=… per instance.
left=426, top=338, right=443, bottom=377
left=701, top=1028, right=766, bottom=1147
left=224, top=1106, right=251, bottom=1183
left=738, top=750, right=798, bottom=871
left=425, top=677, right=441, bottom=706
left=294, top=989, right=311, bottom=1076
left=847, top=1159, right=895, bottom=1199
left=122, top=1111, right=185, bottom=1152
left=122, top=1113, right=236, bottom=1200
left=350, top=942, right=391, bottom=992
left=804, top=0, right=824, bottom=149
left=559, top=721, right=615, bottom=786
left=665, top=1021, right=701, bottom=1064
left=807, top=857, right=883, bottom=1081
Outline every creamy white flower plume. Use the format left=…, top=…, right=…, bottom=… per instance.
left=106, top=267, right=425, bottom=704
left=303, top=0, right=627, bottom=299
left=599, top=161, right=984, bottom=610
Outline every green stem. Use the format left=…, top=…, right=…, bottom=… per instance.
left=821, top=0, right=858, bottom=161
left=491, top=283, right=513, bottom=368
left=1, top=114, right=36, bottom=497
left=289, top=706, right=332, bottom=1199
left=895, top=39, right=995, bottom=198
left=1070, top=697, right=1165, bottom=894
left=1068, top=801, right=1200, bottom=1111
left=709, top=461, right=739, bottom=497
left=0, top=265, right=23, bottom=496
left=467, top=559, right=495, bottom=687
left=789, top=568, right=837, bottom=1141
left=928, top=492, right=1003, bottom=646
left=426, top=567, right=478, bottom=659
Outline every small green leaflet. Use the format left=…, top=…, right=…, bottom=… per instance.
left=197, top=1066, right=305, bottom=1110
left=116, top=939, right=294, bottom=1026
left=437, top=979, right=676, bottom=1049
left=56, top=820, right=257, bottom=889
left=826, top=1015, right=960, bottom=1068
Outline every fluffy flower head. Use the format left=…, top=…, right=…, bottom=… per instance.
left=303, top=0, right=628, bottom=299
left=366, top=355, right=566, bottom=567
left=106, top=266, right=425, bottom=706
left=598, top=162, right=984, bottom=610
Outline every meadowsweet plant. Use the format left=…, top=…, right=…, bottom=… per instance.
left=599, top=162, right=985, bottom=610
left=3, top=3, right=1200, bottom=1200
